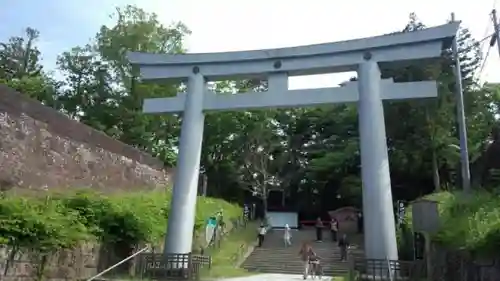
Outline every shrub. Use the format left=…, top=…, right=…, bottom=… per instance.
left=0, top=189, right=242, bottom=254
left=407, top=191, right=500, bottom=256
left=0, top=196, right=88, bottom=253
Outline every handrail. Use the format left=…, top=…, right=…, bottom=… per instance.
left=387, top=258, right=394, bottom=281
left=86, top=246, right=149, bottom=281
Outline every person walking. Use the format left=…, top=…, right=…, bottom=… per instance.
left=338, top=233, right=350, bottom=262
left=299, top=242, right=316, bottom=280
left=218, top=211, right=226, bottom=235
left=257, top=223, right=267, bottom=247
left=243, top=204, right=250, bottom=222
left=357, top=211, right=363, bottom=234
left=284, top=224, right=292, bottom=247
left=315, top=217, right=324, bottom=242
left=330, top=218, right=339, bottom=242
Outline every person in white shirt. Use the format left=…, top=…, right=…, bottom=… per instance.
left=284, top=224, right=292, bottom=247
left=257, top=223, right=267, bottom=247
left=330, top=218, right=339, bottom=242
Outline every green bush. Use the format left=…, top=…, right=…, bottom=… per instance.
left=0, top=196, right=88, bottom=253
left=0, top=189, right=242, bottom=254
left=407, top=191, right=500, bottom=256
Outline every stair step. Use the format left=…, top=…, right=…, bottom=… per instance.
left=244, top=265, right=349, bottom=269
left=250, top=251, right=364, bottom=255
left=240, top=230, right=365, bottom=275
left=246, top=255, right=364, bottom=258
left=244, top=264, right=349, bottom=269
left=244, top=259, right=361, bottom=263
left=243, top=262, right=353, bottom=266
left=242, top=267, right=353, bottom=274
left=244, top=267, right=348, bottom=275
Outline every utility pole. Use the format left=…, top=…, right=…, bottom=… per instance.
left=450, top=13, right=471, bottom=193
left=491, top=9, right=500, bottom=56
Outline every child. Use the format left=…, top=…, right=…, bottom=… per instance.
left=257, top=223, right=267, bottom=247
left=284, top=224, right=292, bottom=247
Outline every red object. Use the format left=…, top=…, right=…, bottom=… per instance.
left=300, top=220, right=332, bottom=226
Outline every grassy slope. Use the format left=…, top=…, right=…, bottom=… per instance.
left=201, top=222, right=258, bottom=279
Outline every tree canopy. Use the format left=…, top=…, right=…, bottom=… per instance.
left=1, top=7, right=499, bottom=215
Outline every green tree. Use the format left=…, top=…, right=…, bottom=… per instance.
left=0, top=27, right=42, bottom=79
left=56, top=5, right=189, bottom=166
left=382, top=13, right=487, bottom=191
left=0, top=27, right=60, bottom=107
left=2, top=9, right=499, bottom=209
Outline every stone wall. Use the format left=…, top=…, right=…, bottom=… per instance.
left=0, top=244, right=100, bottom=281
left=0, top=243, right=144, bottom=281
left=0, top=85, right=172, bottom=192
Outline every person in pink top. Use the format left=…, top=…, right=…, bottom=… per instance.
left=298, top=241, right=316, bottom=280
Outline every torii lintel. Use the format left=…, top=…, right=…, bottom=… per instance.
left=127, top=22, right=459, bottom=80
left=142, top=80, right=437, bottom=114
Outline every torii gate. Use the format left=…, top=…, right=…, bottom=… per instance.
left=128, top=22, right=459, bottom=261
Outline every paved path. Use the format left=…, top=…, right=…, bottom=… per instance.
left=217, top=273, right=333, bottom=281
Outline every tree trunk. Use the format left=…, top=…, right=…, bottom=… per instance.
left=262, top=196, right=268, bottom=216
left=281, top=190, right=285, bottom=207
left=201, top=174, right=208, bottom=196
left=426, top=107, right=440, bottom=191
left=432, top=149, right=441, bottom=191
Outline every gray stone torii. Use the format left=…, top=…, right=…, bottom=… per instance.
left=127, top=22, right=459, bottom=261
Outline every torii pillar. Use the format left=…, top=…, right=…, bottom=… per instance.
left=127, top=21, right=459, bottom=262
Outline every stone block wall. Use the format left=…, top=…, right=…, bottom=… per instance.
left=0, top=85, right=172, bottom=192
left=0, top=244, right=100, bottom=281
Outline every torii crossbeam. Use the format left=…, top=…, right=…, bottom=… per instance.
left=127, top=22, right=459, bottom=262
left=142, top=78, right=437, bottom=113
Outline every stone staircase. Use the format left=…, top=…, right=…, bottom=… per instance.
left=241, top=228, right=364, bottom=277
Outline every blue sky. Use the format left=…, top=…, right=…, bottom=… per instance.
left=1, top=0, right=121, bottom=73
left=2, top=0, right=500, bottom=88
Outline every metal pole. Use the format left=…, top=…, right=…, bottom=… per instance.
left=86, top=246, right=149, bottom=281
left=491, top=9, right=500, bottom=56
left=450, top=13, right=471, bottom=192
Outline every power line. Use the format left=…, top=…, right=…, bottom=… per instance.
left=479, top=14, right=493, bottom=65
left=477, top=30, right=495, bottom=80
left=482, top=18, right=493, bottom=40
left=480, top=33, right=495, bottom=43
left=461, top=33, right=494, bottom=54
left=477, top=9, right=500, bottom=82
left=472, top=33, right=495, bottom=82
left=491, top=9, right=500, bottom=56
left=478, top=45, right=492, bottom=79
left=480, top=7, right=493, bottom=48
